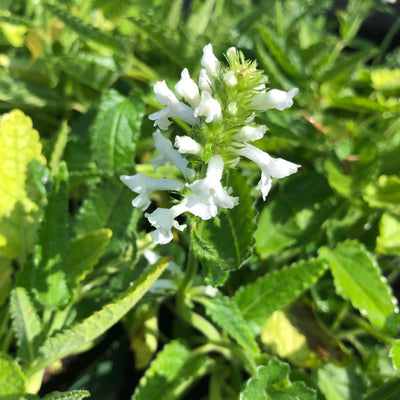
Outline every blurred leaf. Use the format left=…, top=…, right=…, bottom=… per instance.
left=317, top=362, right=367, bottom=400
left=235, top=258, right=327, bottom=334
left=261, top=311, right=315, bottom=367
left=371, top=68, right=400, bottom=91
left=91, top=89, right=145, bottom=174
left=319, top=240, right=399, bottom=335
left=377, top=213, right=400, bottom=255
left=0, top=352, right=26, bottom=396
left=64, top=228, right=112, bottom=289
left=363, top=175, right=400, bottom=214
left=132, top=340, right=209, bottom=400
left=390, top=340, right=400, bottom=371
left=32, top=162, right=70, bottom=308
left=362, top=378, right=400, bottom=400
left=193, top=171, right=256, bottom=285
left=10, top=287, right=42, bottom=364
left=0, top=109, right=46, bottom=259
left=239, top=358, right=316, bottom=400
left=28, top=258, right=168, bottom=376
left=0, top=256, right=12, bottom=306
left=197, top=293, right=259, bottom=356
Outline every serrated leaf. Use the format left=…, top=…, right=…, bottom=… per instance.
left=32, top=162, right=70, bottom=308
left=0, top=352, right=26, bottom=396
left=234, top=259, right=327, bottom=334
left=197, top=294, right=259, bottom=356
left=239, top=358, right=316, bottom=400
left=42, top=390, right=90, bottom=400
left=132, top=340, right=209, bottom=400
left=91, top=90, right=145, bottom=174
left=0, top=109, right=46, bottom=259
left=377, top=213, right=400, bottom=255
left=74, top=177, right=137, bottom=256
left=193, top=171, right=256, bottom=285
left=319, top=240, right=399, bottom=335
left=9, top=288, right=42, bottom=364
left=64, top=228, right=112, bottom=288
left=390, top=340, right=400, bottom=371
left=363, top=175, right=400, bottom=214
left=27, top=258, right=168, bottom=376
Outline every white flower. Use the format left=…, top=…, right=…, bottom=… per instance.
left=251, top=88, right=299, bottom=111
left=226, top=47, right=237, bottom=58
left=201, top=43, right=220, bottom=77
left=194, top=91, right=222, bottom=123
left=145, top=202, right=187, bottom=244
left=120, top=173, right=184, bottom=211
left=152, top=130, right=195, bottom=180
left=175, top=68, right=200, bottom=108
left=233, top=125, right=267, bottom=142
left=185, top=155, right=238, bottom=220
left=223, top=70, right=237, bottom=86
left=198, top=68, right=212, bottom=93
left=231, top=143, right=300, bottom=200
left=148, top=81, right=200, bottom=129
left=174, top=136, right=203, bottom=155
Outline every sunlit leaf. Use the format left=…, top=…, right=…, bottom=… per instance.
left=0, top=352, right=26, bottom=396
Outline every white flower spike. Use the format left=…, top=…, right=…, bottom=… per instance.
left=148, top=81, right=200, bottom=129
left=145, top=202, right=187, bottom=244
left=175, top=68, right=200, bottom=108
left=231, top=143, right=300, bottom=200
left=120, top=173, right=184, bottom=211
left=152, top=130, right=195, bottom=180
left=185, top=155, right=238, bottom=220
left=252, top=88, right=299, bottom=111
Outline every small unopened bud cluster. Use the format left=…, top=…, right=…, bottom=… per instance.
left=121, top=44, right=300, bottom=244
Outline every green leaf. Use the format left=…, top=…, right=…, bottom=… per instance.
left=319, top=240, right=399, bottom=335
left=196, top=294, right=259, bottom=356
left=363, top=175, right=400, bottom=214
left=27, top=258, right=168, bottom=376
left=91, top=90, right=145, bottom=174
left=9, top=288, right=42, bottom=364
left=0, top=352, right=26, bottom=396
left=239, top=358, right=316, bottom=400
left=42, top=390, right=90, bottom=400
left=390, top=340, right=400, bottom=371
left=377, top=213, right=400, bottom=255
left=371, top=68, right=400, bottom=91
left=235, top=258, right=327, bottom=334
left=74, top=176, right=137, bottom=256
left=193, top=171, right=256, bottom=285
left=31, top=162, right=70, bottom=308
left=0, top=255, right=12, bottom=306
left=64, top=228, right=112, bottom=288
left=132, top=340, right=209, bottom=400
left=0, top=109, right=46, bottom=259
left=362, top=378, right=400, bottom=400
left=317, top=362, right=367, bottom=400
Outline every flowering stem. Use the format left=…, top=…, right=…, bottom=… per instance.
left=178, top=240, right=198, bottom=295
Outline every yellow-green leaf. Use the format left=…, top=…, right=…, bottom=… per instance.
left=0, top=109, right=46, bottom=259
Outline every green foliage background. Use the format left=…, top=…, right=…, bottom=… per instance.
left=0, top=0, right=400, bottom=399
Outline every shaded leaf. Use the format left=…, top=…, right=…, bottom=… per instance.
left=319, top=240, right=399, bottom=335
left=363, top=175, right=400, bottom=214
left=42, top=390, right=90, bottom=400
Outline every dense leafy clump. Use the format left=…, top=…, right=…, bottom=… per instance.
left=1, top=0, right=400, bottom=399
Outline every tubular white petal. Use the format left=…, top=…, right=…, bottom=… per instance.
left=198, top=68, right=212, bottom=93
left=152, top=131, right=195, bottom=180
left=223, top=70, right=237, bottom=86
left=201, top=43, right=220, bottom=77
left=251, top=87, right=299, bottom=111
left=175, top=68, right=200, bottom=108
left=194, top=91, right=222, bottom=123
left=233, top=125, right=267, bottom=142
left=174, top=136, right=203, bottom=155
